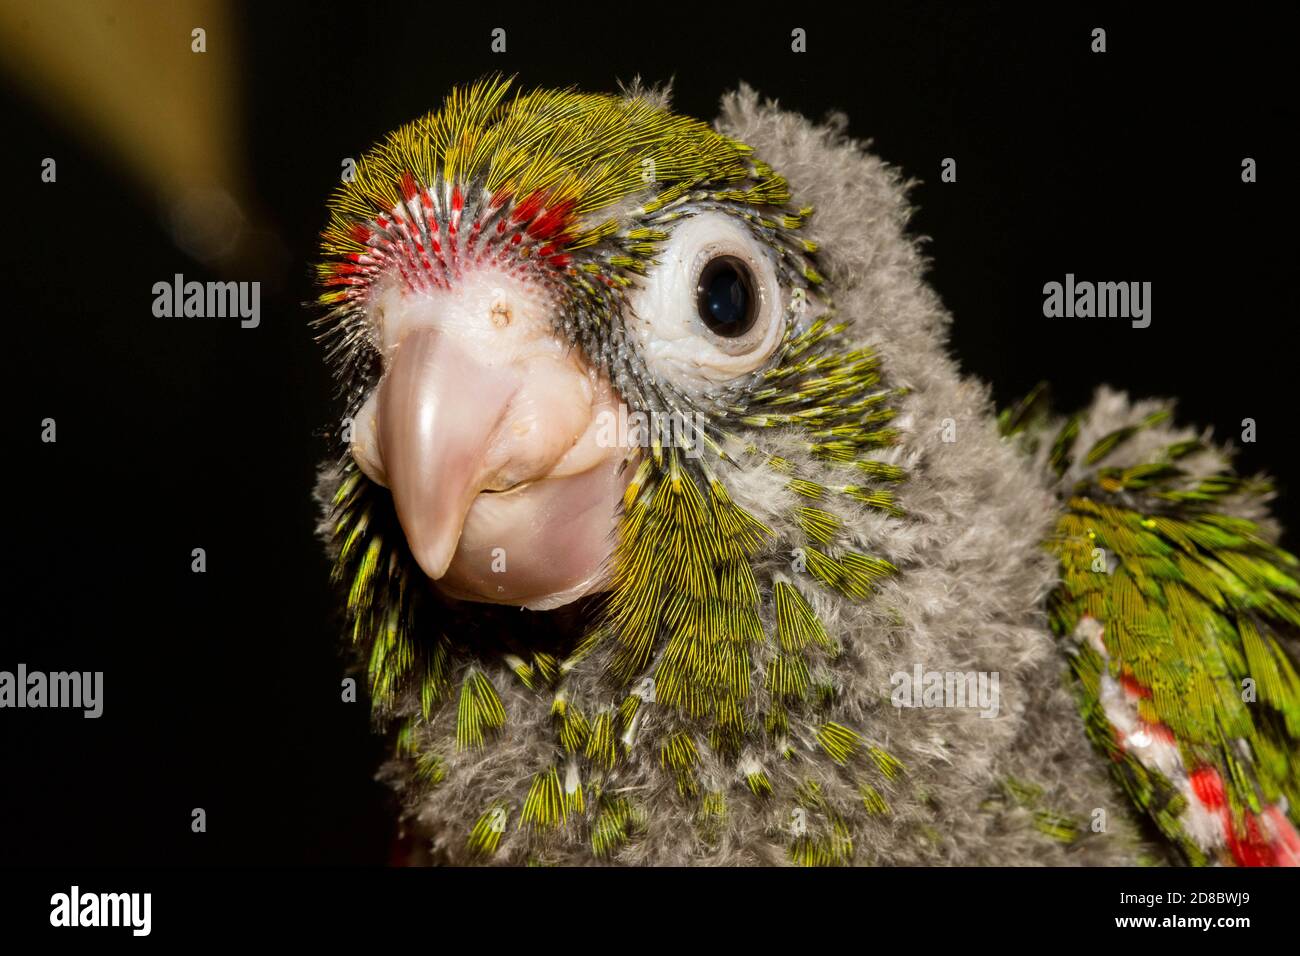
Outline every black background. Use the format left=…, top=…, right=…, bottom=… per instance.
left=1, top=3, right=1292, bottom=865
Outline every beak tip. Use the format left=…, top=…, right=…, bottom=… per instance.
left=411, top=540, right=457, bottom=582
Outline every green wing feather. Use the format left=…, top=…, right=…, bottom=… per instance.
left=1005, top=387, right=1300, bottom=865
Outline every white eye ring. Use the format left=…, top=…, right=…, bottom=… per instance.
left=624, top=211, right=786, bottom=392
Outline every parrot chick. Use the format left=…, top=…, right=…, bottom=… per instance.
left=312, top=77, right=1300, bottom=866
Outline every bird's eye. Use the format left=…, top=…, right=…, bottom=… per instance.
left=623, top=210, right=820, bottom=392
left=696, top=256, right=758, bottom=338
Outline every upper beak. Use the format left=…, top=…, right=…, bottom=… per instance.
left=374, top=328, right=519, bottom=580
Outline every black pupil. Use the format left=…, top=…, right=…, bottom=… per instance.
left=696, top=256, right=756, bottom=337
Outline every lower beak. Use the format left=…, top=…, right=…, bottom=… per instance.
left=376, top=328, right=518, bottom=580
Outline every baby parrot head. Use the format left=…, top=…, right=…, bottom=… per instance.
left=315, top=77, right=909, bottom=795
left=317, top=76, right=863, bottom=614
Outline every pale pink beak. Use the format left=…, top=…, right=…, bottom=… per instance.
left=377, top=329, right=518, bottom=580
left=347, top=271, right=632, bottom=609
